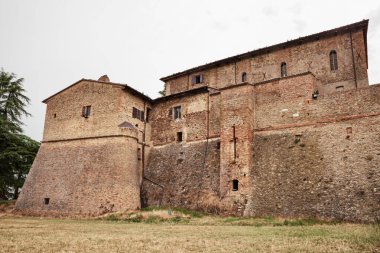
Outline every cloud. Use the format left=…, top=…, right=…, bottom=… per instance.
left=293, top=19, right=306, bottom=33
left=213, top=21, right=228, bottom=31
left=289, top=3, right=302, bottom=15
left=262, top=7, right=277, bottom=17
left=367, top=4, right=380, bottom=37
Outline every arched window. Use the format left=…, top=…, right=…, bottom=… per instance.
left=330, top=50, right=338, bottom=71
left=241, top=72, right=247, bottom=82
left=281, top=62, right=287, bottom=77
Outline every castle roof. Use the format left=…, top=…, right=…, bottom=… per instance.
left=160, top=19, right=369, bottom=82
left=42, top=79, right=152, bottom=103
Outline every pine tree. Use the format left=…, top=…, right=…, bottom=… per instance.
left=0, top=69, right=39, bottom=200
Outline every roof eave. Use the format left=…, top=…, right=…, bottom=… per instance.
left=160, top=19, right=369, bottom=82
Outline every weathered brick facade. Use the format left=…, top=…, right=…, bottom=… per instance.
left=16, top=20, right=380, bottom=222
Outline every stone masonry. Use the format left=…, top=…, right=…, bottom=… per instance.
left=16, top=20, right=379, bottom=222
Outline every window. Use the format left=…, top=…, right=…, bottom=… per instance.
left=336, top=86, right=344, bottom=92
left=53, top=113, right=57, bottom=118
left=192, top=74, right=203, bottom=84
left=330, top=50, right=338, bottom=71
left=132, top=107, right=145, bottom=121
left=241, top=72, right=247, bottom=82
left=177, top=132, right=183, bottom=142
left=44, top=198, right=50, bottom=205
left=232, top=179, right=239, bottom=191
left=281, top=62, right=287, bottom=77
left=82, top=106, right=91, bottom=118
left=173, top=106, right=181, bottom=120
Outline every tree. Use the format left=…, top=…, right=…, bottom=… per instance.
left=0, top=69, right=39, bottom=200
left=158, top=85, right=166, bottom=97
left=0, top=69, right=30, bottom=125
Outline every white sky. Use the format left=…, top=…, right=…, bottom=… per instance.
left=1, top=0, right=380, bottom=141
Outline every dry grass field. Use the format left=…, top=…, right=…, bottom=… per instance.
left=0, top=203, right=379, bottom=252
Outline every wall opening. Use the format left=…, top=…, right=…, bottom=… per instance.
left=192, top=74, right=204, bottom=84
left=329, top=50, right=338, bottom=71
left=216, top=141, right=221, bottom=150
left=132, top=107, right=145, bottom=121
left=232, top=179, right=239, bottom=191
left=177, top=132, right=183, bottom=142
left=241, top=72, right=247, bottom=82
left=173, top=106, right=182, bottom=120
left=82, top=105, right=91, bottom=118
left=44, top=198, right=50, bottom=205
left=281, top=62, right=287, bottom=77
left=336, top=86, right=344, bottom=92
left=53, top=113, right=57, bottom=118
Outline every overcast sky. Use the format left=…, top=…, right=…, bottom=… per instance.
left=1, top=0, right=380, bottom=141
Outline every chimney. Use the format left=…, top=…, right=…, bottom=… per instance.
left=98, top=75, right=110, bottom=82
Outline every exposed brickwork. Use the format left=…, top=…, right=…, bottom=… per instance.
left=165, top=29, right=368, bottom=96
left=248, top=116, right=380, bottom=222
left=16, top=21, right=380, bottom=222
left=16, top=136, right=140, bottom=215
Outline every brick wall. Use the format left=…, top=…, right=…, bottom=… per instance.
left=142, top=140, right=222, bottom=213
left=150, top=92, right=209, bottom=146
left=165, top=29, right=368, bottom=96
left=16, top=136, right=140, bottom=215
left=248, top=116, right=380, bottom=222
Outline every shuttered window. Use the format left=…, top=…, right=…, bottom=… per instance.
left=132, top=107, right=145, bottom=122
left=191, top=74, right=203, bottom=84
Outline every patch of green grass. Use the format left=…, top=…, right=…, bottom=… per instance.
left=171, top=207, right=204, bottom=218
left=223, top=217, right=241, bottom=223
left=140, top=205, right=162, bottom=212
left=104, top=213, right=120, bottom=221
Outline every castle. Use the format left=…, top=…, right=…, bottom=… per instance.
left=16, top=20, right=380, bottom=222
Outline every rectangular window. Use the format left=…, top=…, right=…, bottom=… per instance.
left=132, top=107, right=145, bottom=122
left=82, top=106, right=91, bottom=118
left=44, top=198, right=50, bottom=205
left=191, top=74, right=203, bottom=84
left=232, top=180, right=239, bottom=191
left=173, top=106, right=181, bottom=120
left=177, top=132, right=183, bottom=142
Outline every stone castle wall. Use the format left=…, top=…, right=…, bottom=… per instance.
left=16, top=80, right=151, bottom=215
left=16, top=21, right=379, bottom=222
left=16, top=136, right=140, bottom=215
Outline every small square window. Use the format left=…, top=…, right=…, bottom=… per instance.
left=44, top=198, right=50, bottom=205
left=82, top=106, right=91, bottom=118
left=173, top=106, right=181, bottom=120
left=177, top=132, right=183, bottom=142
left=192, top=74, right=203, bottom=84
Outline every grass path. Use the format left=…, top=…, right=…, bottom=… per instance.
left=0, top=217, right=379, bottom=252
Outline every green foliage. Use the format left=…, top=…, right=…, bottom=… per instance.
left=0, top=69, right=39, bottom=200
left=158, top=86, right=166, bottom=97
